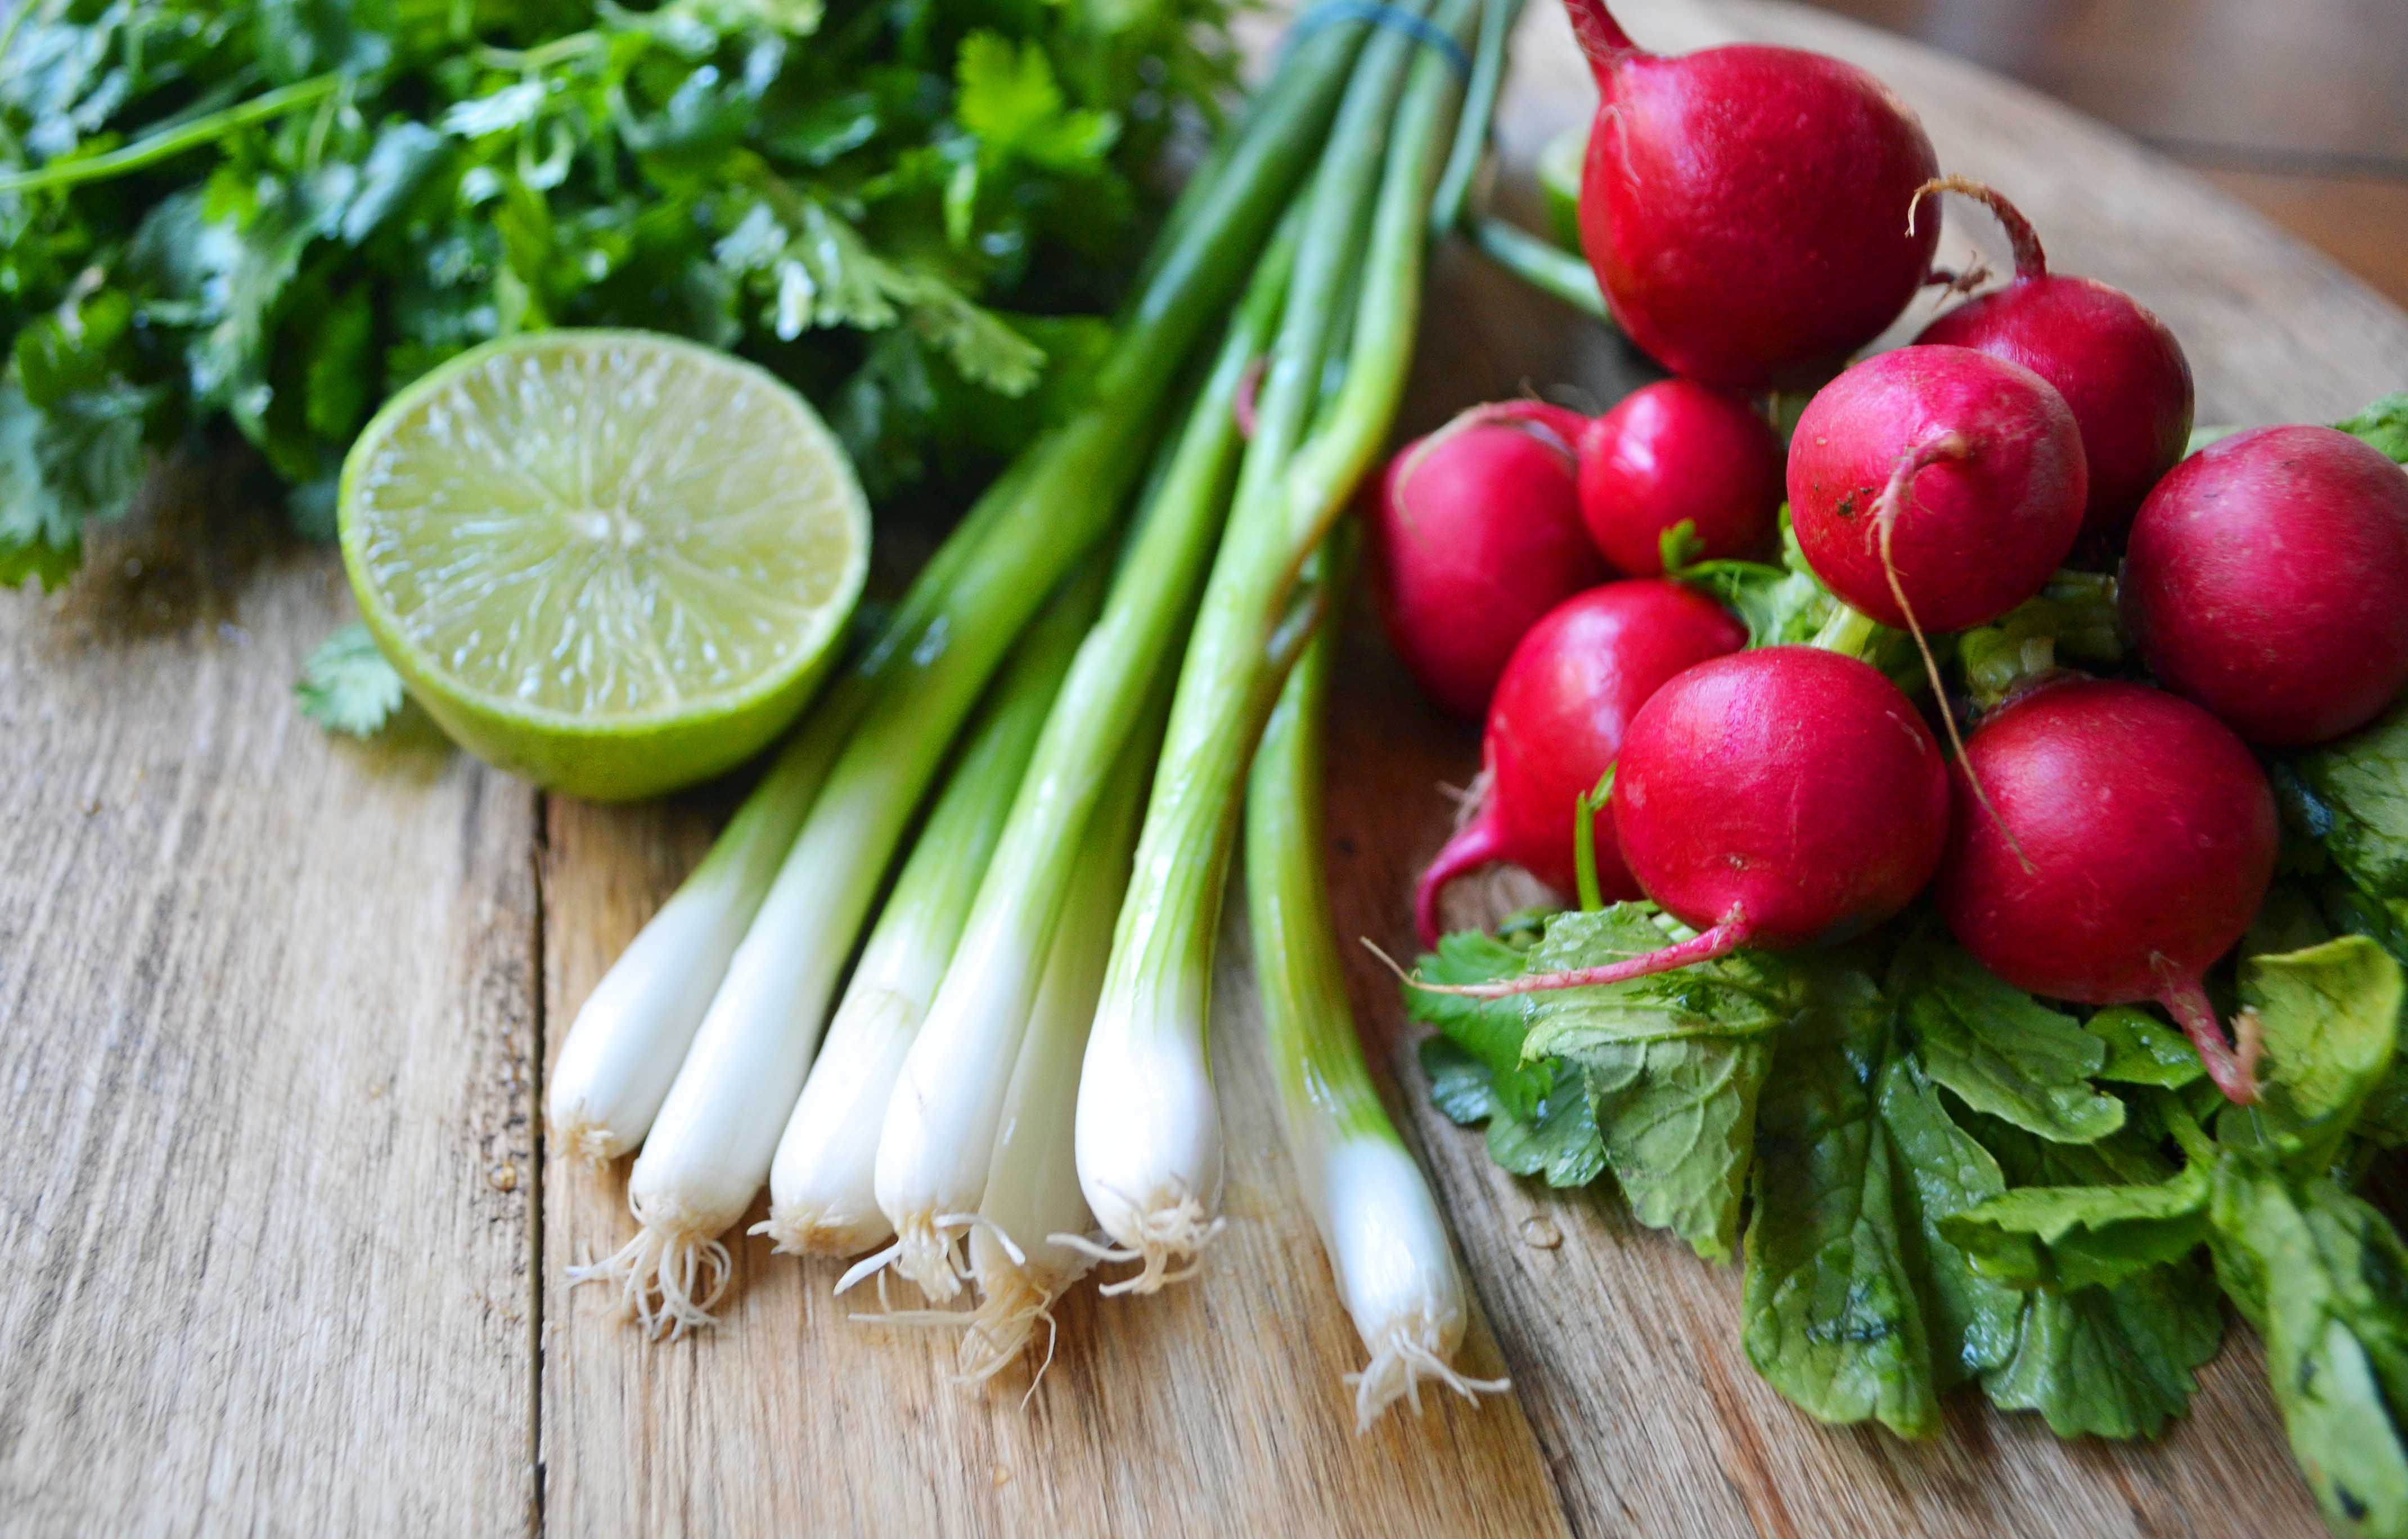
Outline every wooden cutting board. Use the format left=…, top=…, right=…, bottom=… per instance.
left=6, top=3, right=2404, bottom=1534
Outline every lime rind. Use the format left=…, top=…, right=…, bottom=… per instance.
left=339, top=330, right=870, bottom=800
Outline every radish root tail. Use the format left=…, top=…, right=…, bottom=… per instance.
left=1347, top=1318, right=1513, bottom=1435
left=565, top=1200, right=733, bottom=1340
left=1910, top=174, right=2047, bottom=280
left=2156, top=968, right=2262, bottom=1105
left=1372, top=919, right=1752, bottom=998
left=1869, top=433, right=2034, bottom=875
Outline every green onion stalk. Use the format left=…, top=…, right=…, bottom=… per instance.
left=751, top=604, right=1074, bottom=1259
left=550, top=21, right=1373, bottom=1332
left=859, top=224, right=1299, bottom=1300
left=1246, top=536, right=1508, bottom=1430
left=1073, top=0, right=1486, bottom=1292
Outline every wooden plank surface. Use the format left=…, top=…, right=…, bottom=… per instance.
left=5, top=2, right=2406, bottom=1534
left=0, top=476, right=541, bottom=1534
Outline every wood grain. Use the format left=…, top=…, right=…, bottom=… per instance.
left=7, top=2, right=2408, bottom=1534
left=0, top=482, right=540, bottom=1534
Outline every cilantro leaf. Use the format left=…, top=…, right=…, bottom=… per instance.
left=2210, top=1161, right=2408, bottom=1535
left=2337, top=392, right=2408, bottom=465
left=1892, top=937, right=2126, bottom=1144
left=295, top=624, right=406, bottom=737
left=956, top=33, right=1120, bottom=174
left=0, top=377, right=154, bottom=591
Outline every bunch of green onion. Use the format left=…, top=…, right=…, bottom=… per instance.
left=547, top=0, right=1508, bottom=1425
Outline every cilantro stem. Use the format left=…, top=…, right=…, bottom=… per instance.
left=1467, top=215, right=1612, bottom=322
left=474, top=31, right=606, bottom=74
left=0, top=74, right=343, bottom=196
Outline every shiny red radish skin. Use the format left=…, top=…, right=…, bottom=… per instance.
left=2123, top=426, right=2408, bottom=747
left=1564, top=0, right=1940, bottom=389
left=1936, top=678, right=2276, bottom=1103
left=1413, top=580, right=1745, bottom=945
left=1914, top=177, right=2194, bottom=548
left=1574, top=381, right=1784, bottom=574
left=1414, top=647, right=1950, bottom=992
left=1371, top=410, right=1606, bottom=718
left=1788, top=345, right=2087, bottom=633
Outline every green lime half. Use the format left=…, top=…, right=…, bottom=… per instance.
left=339, top=330, right=870, bottom=801
left=1538, top=125, right=1587, bottom=253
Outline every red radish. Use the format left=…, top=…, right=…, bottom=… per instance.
left=1576, top=381, right=1784, bottom=574
left=1371, top=408, right=1606, bottom=718
left=2123, top=425, right=2408, bottom=747
left=1788, top=344, right=2087, bottom=633
left=1914, top=177, right=2194, bottom=547
left=1479, top=386, right=1784, bottom=574
left=1414, top=580, right=1744, bottom=945
left=1935, top=677, right=2276, bottom=1103
left=1415, top=646, right=1949, bottom=988
left=1563, top=0, right=1940, bottom=388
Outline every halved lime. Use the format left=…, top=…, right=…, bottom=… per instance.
left=339, top=330, right=870, bottom=801
left=1537, top=125, right=1587, bottom=254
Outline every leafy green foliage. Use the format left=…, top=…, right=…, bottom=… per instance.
left=2337, top=392, right=2408, bottom=465
left=1942, top=1162, right=2212, bottom=1293
left=2211, top=1162, right=2408, bottom=1536
left=295, top=623, right=407, bottom=736
left=1673, top=518, right=1839, bottom=649
left=1953, top=570, right=2123, bottom=712
left=1583, top=1030, right=1772, bottom=1261
left=1419, top=1036, right=1606, bottom=1189
left=0, top=0, right=1236, bottom=583
left=2279, top=701, right=2408, bottom=901
left=1892, top=937, right=2126, bottom=1144
left=1409, top=930, right=1606, bottom=1188
left=2083, top=1006, right=2205, bottom=1088
left=1743, top=978, right=1939, bottom=1436
left=1873, top=1054, right=2024, bottom=1386
left=1518, top=906, right=1795, bottom=1056
left=1980, top=1259, right=2224, bottom=1441
left=2218, top=937, right=2404, bottom=1174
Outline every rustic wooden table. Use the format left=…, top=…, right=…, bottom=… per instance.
left=7, top=2, right=2405, bottom=1534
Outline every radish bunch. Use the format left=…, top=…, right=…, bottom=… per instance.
left=1391, top=16, right=2408, bottom=1106
left=1372, top=384, right=1780, bottom=719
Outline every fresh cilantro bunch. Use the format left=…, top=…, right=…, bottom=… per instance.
left=0, top=0, right=1236, bottom=588
left=1412, top=396, right=2408, bottom=1536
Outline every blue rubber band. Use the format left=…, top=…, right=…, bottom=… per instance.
left=1286, top=0, right=1473, bottom=80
